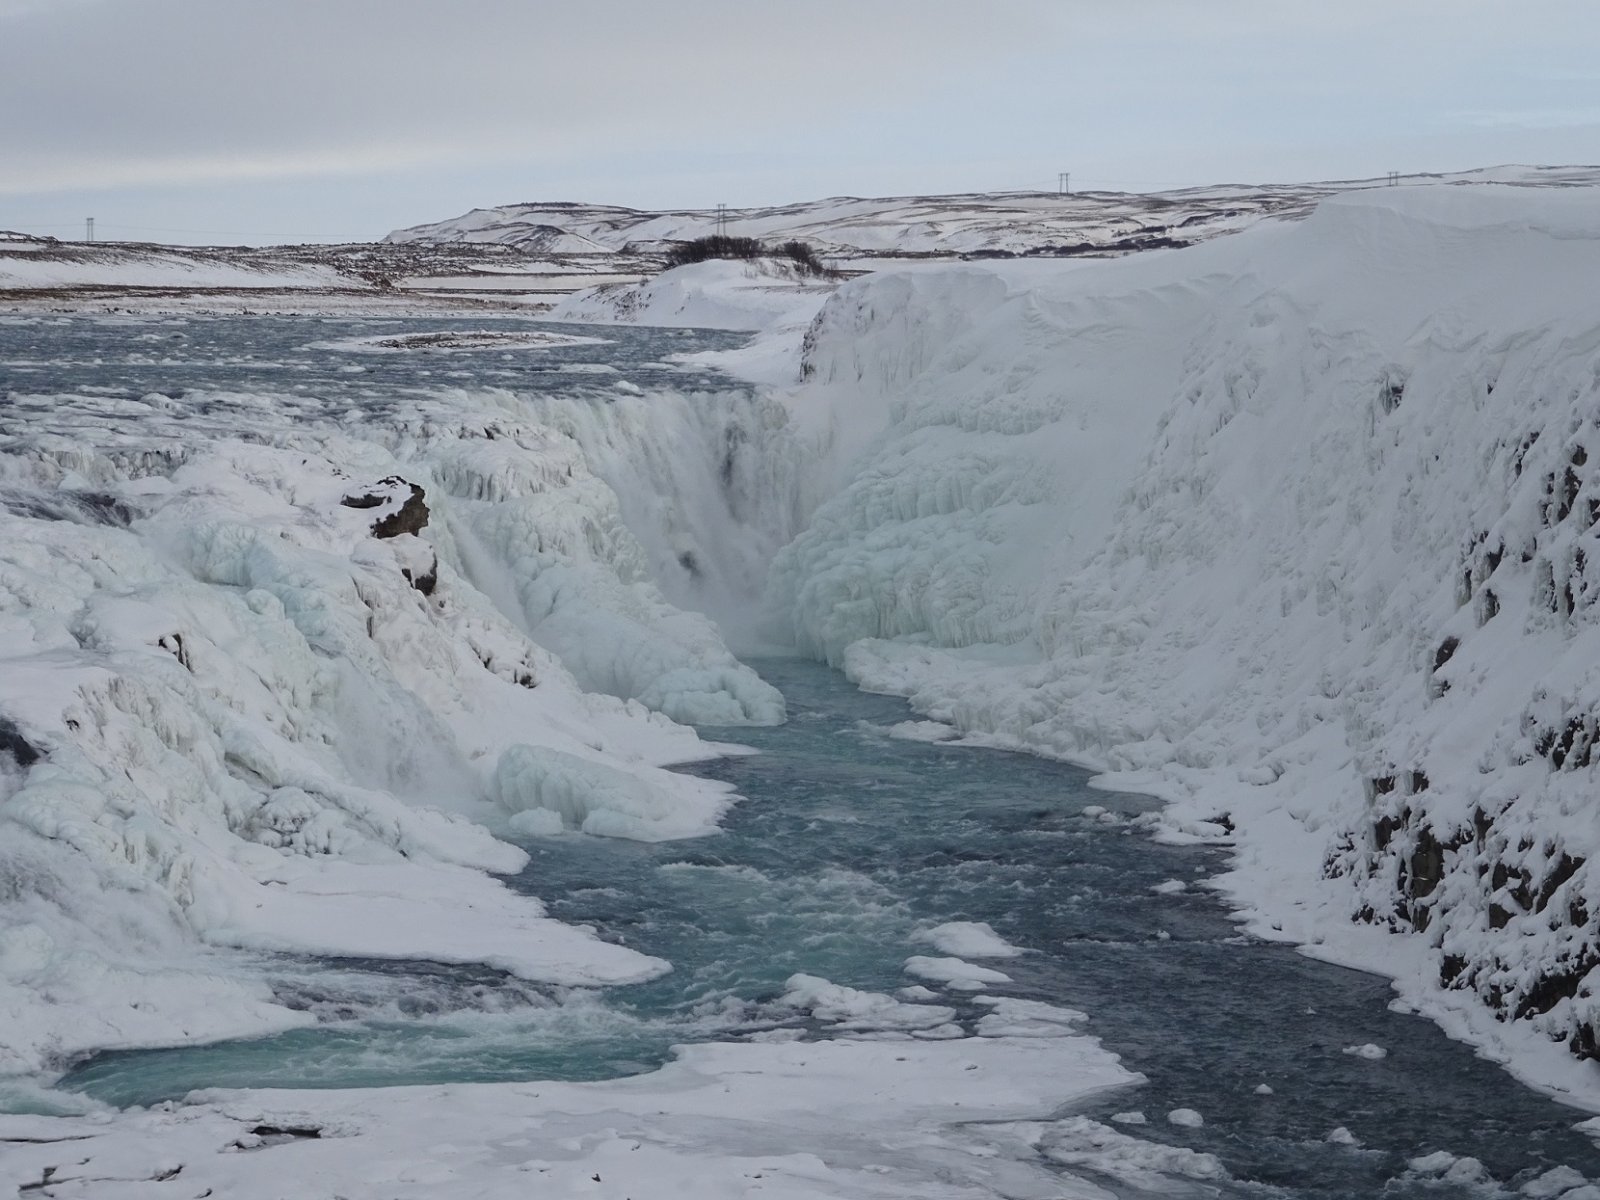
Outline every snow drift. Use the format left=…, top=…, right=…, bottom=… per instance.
left=550, top=257, right=834, bottom=333
left=770, top=183, right=1600, bottom=1070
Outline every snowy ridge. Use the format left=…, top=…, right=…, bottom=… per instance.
left=0, top=379, right=805, bottom=1075
left=770, top=183, right=1600, bottom=1075
left=386, top=166, right=1600, bottom=260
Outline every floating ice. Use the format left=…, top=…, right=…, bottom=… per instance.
left=902, top=955, right=1012, bottom=991
left=914, top=921, right=1023, bottom=958
left=1343, top=1043, right=1389, bottom=1060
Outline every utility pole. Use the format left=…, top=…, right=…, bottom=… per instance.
left=86, top=217, right=94, bottom=243
left=1058, top=172, right=1070, bottom=196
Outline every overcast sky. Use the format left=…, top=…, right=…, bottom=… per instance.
left=3, top=0, right=1597, bottom=244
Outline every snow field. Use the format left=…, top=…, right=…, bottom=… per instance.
left=0, top=247, right=350, bottom=292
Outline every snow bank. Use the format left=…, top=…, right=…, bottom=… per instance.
left=0, top=380, right=769, bottom=1075
left=771, top=183, right=1600, bottom=1082
left=494, top=743, right=723, bottom=840
left=0, top=1028, right=1144, bottom=1199
left=551, top=258, right=834, bottom=333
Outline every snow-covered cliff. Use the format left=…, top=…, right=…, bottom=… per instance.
left=770, top=184, right=1600, bottom=1077
left=0, top=377, right=806, bottom=1077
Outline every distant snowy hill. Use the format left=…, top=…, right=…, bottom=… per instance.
left=0, top=242, right=352, bottom=291
left=0, top=240, right=656, bottom=313
left=385, top=166, right=1600, bottom=260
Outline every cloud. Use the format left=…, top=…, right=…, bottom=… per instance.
left=0, top=0, right=1058, bottom=191
left=1452, top=108, right=1600, bottom=131
left=4, top=0, right=1599, bottom=241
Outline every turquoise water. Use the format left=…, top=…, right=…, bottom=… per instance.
left=58, top=659, right=1600, bottom=1196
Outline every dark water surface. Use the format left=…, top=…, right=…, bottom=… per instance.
left=0, top=311, right=746, bottom=402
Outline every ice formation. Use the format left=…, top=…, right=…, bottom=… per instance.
left=0, top=378, right=800, bottom=1074
left=764, top=182, right=1600, bottom=1078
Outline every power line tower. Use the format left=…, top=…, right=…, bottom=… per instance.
left=86, top=217, right=94, bottom=243
left=1058, top=172, right=1070, bottom=196
left=1387, top=171, right=1400, bottom=186
left=715, top=203, right=729, bottom=237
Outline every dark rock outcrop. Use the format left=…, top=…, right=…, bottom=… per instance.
left=0, top=717, right=41, bottom=767
left=341, top=477, right=430, bottom=539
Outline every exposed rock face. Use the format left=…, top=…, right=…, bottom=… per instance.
left=0, top=717, right=40, bottom=767
left=1336, top=417, right=1600, bottom=1058
left=341, top=477, right=430, bottom=539
left=342, top=478, right=437, bottom=595
left=401, top=557, right=437, bottom=596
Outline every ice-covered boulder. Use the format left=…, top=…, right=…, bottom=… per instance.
left=340, top=475, right=430, bottom=539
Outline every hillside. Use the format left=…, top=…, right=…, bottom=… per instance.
left=385, top=166, right=1600, bottom=261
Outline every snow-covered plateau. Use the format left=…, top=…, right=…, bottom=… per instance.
left=8, top=175, right=1600, bottom=1194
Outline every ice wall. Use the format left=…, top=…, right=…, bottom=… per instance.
left=384, top=391, right=788, bottom=723
left=506, top=385, right=830, bottom=653
left=772, top=185, right=1600, bottom=1064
